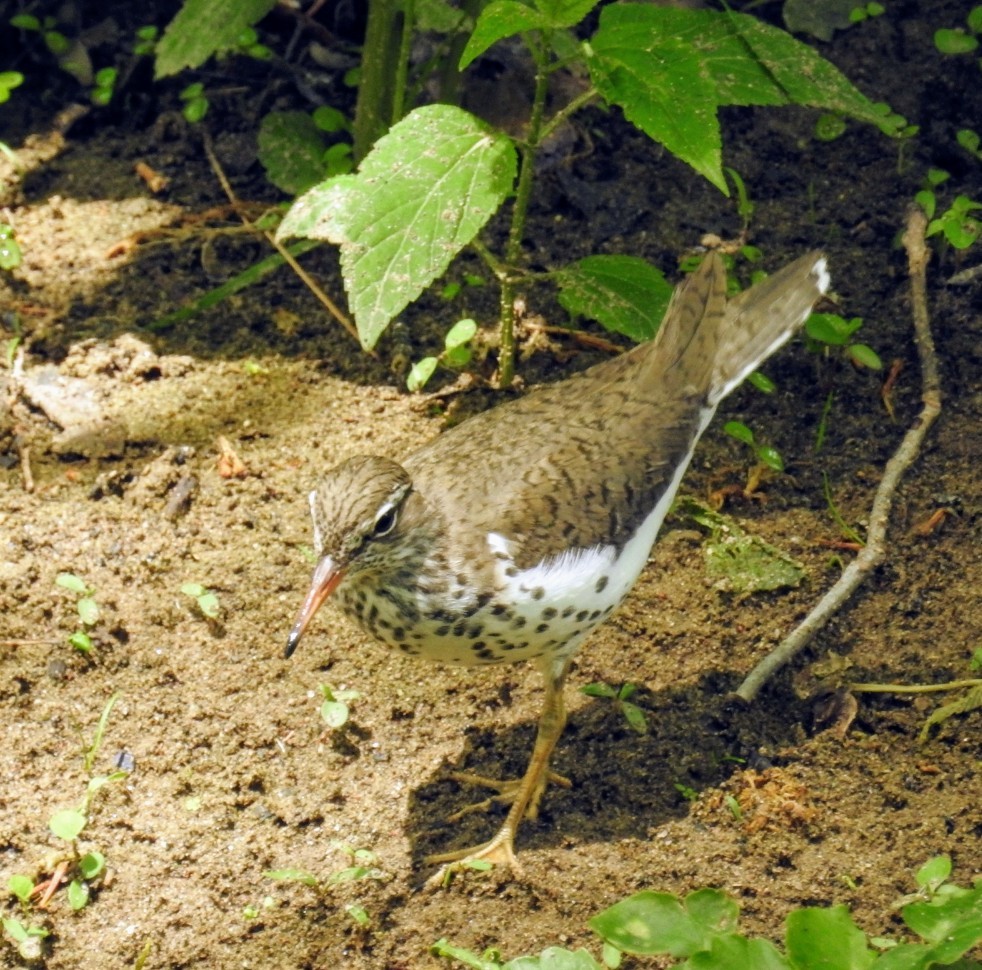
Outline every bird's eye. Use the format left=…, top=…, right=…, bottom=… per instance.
left=372, top=506, right=397, bottom=537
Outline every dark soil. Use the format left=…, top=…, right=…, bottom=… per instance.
left=1, top=2, right=980, bottom=968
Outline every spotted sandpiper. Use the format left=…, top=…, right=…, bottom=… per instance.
left=286, top=249, right=829, bottom=871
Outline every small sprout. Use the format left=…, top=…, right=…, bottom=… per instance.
left=0, top=70, right=25, bottom=105
left=133, top=24, right=158, bottom=56
left=934, top=28, right=979, bottom=55
left=90, top=66, right=117, bottom=106
left=0, top=222, right=22, bottom=269
left=814, top=112, right=847, bottom=142
left=49, top=808, right=86, bottom=842
left=319, top=684, right=361, bottom=728
left=674, top=783, right=699, bottom=802
left=78, top=851, right=105, bottom=881
left=264, top=868, right=319, bottom=887
left=407, top=318, right=479, bottom=391
left=805, top=313, right=883, bottom=370
left=957, top=128, right=982, bottom=162
left=746, top=371, right=776, bottom=394
left=2, top=917, right=49, bottom=961
left=242, top=359, right=269, bottom=376
left=345, top=903, right=371, bottom=928
left=180, top=582, right=221, bottom=619
left=724, top=167, right=754, bottom=225
left=580, top=681, right=647, bottom=734
left=56, top=572, right=100, bottom=651
left=926, top=194, right=982, bottom=250
left=7, top=874, right=34, bottom=904
left=849, top=2, right=884, bottom=23
left=724, top=420, right=784, bottom=473
left=66, top=880, right=89, bottom=911
left=724, top=794, right=743, bottom=821
left=180, top=82, right=209, bottom=123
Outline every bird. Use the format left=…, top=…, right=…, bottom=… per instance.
left=285, top=248, right=829, bottom=873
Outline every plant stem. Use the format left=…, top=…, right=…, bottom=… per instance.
left=497, top=33, right=551, bottom=388
left=849, top=680, right=981, bottom=694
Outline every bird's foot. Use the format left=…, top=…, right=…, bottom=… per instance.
left=444, top=769, right=571, bottom=823
left=424, top=824, right=522, bottom=887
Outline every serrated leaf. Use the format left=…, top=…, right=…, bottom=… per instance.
left=785, top=905, right=875, bottom=970
left=155, top=0, right=277, bottom=77
left=460, top=1, right=548, bottom=69
left=278, top=105, right=517, bottom=350
left=589, top=5, right=902, bottom=192
left=258, top=111, right=327, bottom=195
left=554, top=255, right=672, bottom=340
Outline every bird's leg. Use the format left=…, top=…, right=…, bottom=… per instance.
left=425, top=656, right=571, bottom=875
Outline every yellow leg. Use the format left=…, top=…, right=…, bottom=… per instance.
left=425, top=656, right=571, bottom=876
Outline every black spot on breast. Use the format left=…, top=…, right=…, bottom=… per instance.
left=535, top=622, right=549, bottom=633
left=589, top=609, right=601, bottom=620
left=595, top=575, right=609, bottom=593
left=435, top=625, right=450, bottom=637
left=453, top=622, right=467, bottom=637
left=393, top=627, right=406, bottom=642
left=576, top=610, right=589, bottom=622
left=505, top=566, right=518, bottom=578
left=511, top=616, right=527, bottom=629
left=562, top=606, right=575, bottom=618
left=542, top=607, right=557, bottom=620
left=531, top=587, right=545, bottom=600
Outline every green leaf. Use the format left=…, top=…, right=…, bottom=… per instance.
left=621, top=701, right=648, bottom=734
left=10, top=14, right=41, bottom=30
left=554, top=255, right=673, bottom=341
left=914, top=190, right=936, bottom=219
left=747, top=371, right=776, bottom=394
left=915, top=855, right=952, bottom=891
left=460, top=1, right=549, bottom=70
left=589, top=6, right=902, bottom=193
left=443, top=345, right=472, bottom=368
left=258, top=111, right=327, bottom=195
left=756, top=446, right=785, bottom=473
left=56, top=572, right=90, bottom=595
left=815, top=112, right=848, bottom=141
left=507, top=946, right=604, bottom=969
left=312, top=105, right=350, bottom=134
left=806, top=312, right=851, bottom=345
left=181, top=582, right=206, bottom=597
left=444, top=318, right=477, bottom=349
left=264, top=868, right=319, bottom=886
left=7, top=874, right=34, bottom=902
left=900, top=886, right=982, bottom=963
left=588, top=13, right=724, bottom=191
left=847, top=343, right=882, bottom=370
left=197, top=592, right=220, bottom=618
left=782, top=0, right=856, bottom=42
left=688, top=933, right=792, bottom=970
left=320, top=699, right=350, bottom=728
left=785, top=905, right=875, bottom=970
left=407, top=357, right=439, bottom=392
left=934, top=28, right=979, bottom=54
left=67, top=879, right=89, bottom=910
left=155, top=0, right=278, bottom=77
left=49, top=808, right=87, bottom=841
left=580, top=682, right=618, bottom=698
left=278, top=105, right=517, bottom=350
left=69, top=631, right=93, bottom=652
left=723, top=421, right=755, bottom=445
left=590, top=891, right=713, bottom=956
left=77, top=596, right=100, bottom=626
left=3, top=917, right=29, bottom=942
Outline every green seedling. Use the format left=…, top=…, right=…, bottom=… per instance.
left=0, top=70, right=23, bottom=103
left=0, top=222, right=22, bottom=270
left=133, top=25, right=159, bottom=57
left=916, top=166, right=982, bottom=250
left=2, top=916, right=49, bottom=961
left=90, top=66, right=117, bottom=106
left=179, top=82, right=208, bottom=123
left=407, top=318, right=479, bottom=392
left=440, top=274, right=487, bottom=302
left=318, top=684, right=361, bottom=729
left=580, top=682, right=647, bottom=735
left=674, top=783, right=699, bottom=803
left=55, top=572, right=100, bottom=653
left=806, top=313, right=883, bottom=370
left=9, top=13, right=70, bottom=59
left=723, top=420, right=784, bottom=474
left=957, top=127, right=982, bottom=163
left=180, top=582, right=220, bottom=619
left=850, top=2, right=885, bottom=24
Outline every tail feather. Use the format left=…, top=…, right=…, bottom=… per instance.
left=709, top=251, right=829, bottom=405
